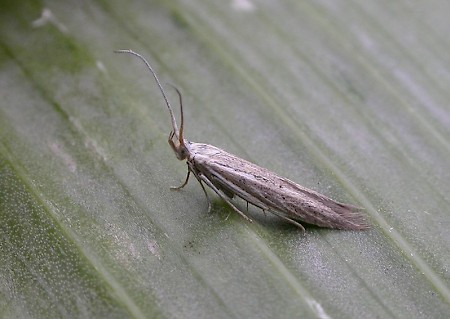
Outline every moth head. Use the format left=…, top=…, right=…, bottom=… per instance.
left=169, top=133, right=189, bottom=161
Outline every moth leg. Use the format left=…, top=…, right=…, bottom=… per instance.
left=170, top=169, right=191, bottom=190
left=198, top=174, right=253, bottom=223
left=198, top=177, right=213, bottom=213
left=189, top=170, right=213, bottom=212
left=268, top=210, right=306, bottom=233
left=261, top=208, right=267, bottom=218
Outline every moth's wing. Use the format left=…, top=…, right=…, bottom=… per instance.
left=215, top=162, right=367, bottom=229
left=273, top=177, right=369, bottom=229
left=190, top=144, right=368, bottom=230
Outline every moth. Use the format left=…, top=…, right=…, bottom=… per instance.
left=115, top=49, right=369, bottom=232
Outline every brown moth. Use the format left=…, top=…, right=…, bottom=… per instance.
left=115, top=49, right=369, bottom=232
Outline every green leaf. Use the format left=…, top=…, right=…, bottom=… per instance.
left=1, top=1, right=449, bottom=318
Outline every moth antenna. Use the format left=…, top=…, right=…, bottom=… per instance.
left=165, top=83, right=184, bottom=143
left=114, top=49, right=180, bottom=140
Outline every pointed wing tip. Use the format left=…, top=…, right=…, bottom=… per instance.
left=344, top=215, right=371, bottom=230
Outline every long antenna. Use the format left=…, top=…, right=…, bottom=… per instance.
left=166, top=83, right=184, bottom=142
left=114, top=49, right=180, bottom=140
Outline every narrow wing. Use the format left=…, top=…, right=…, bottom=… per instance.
left=189, top=143, right=368, bottom=230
